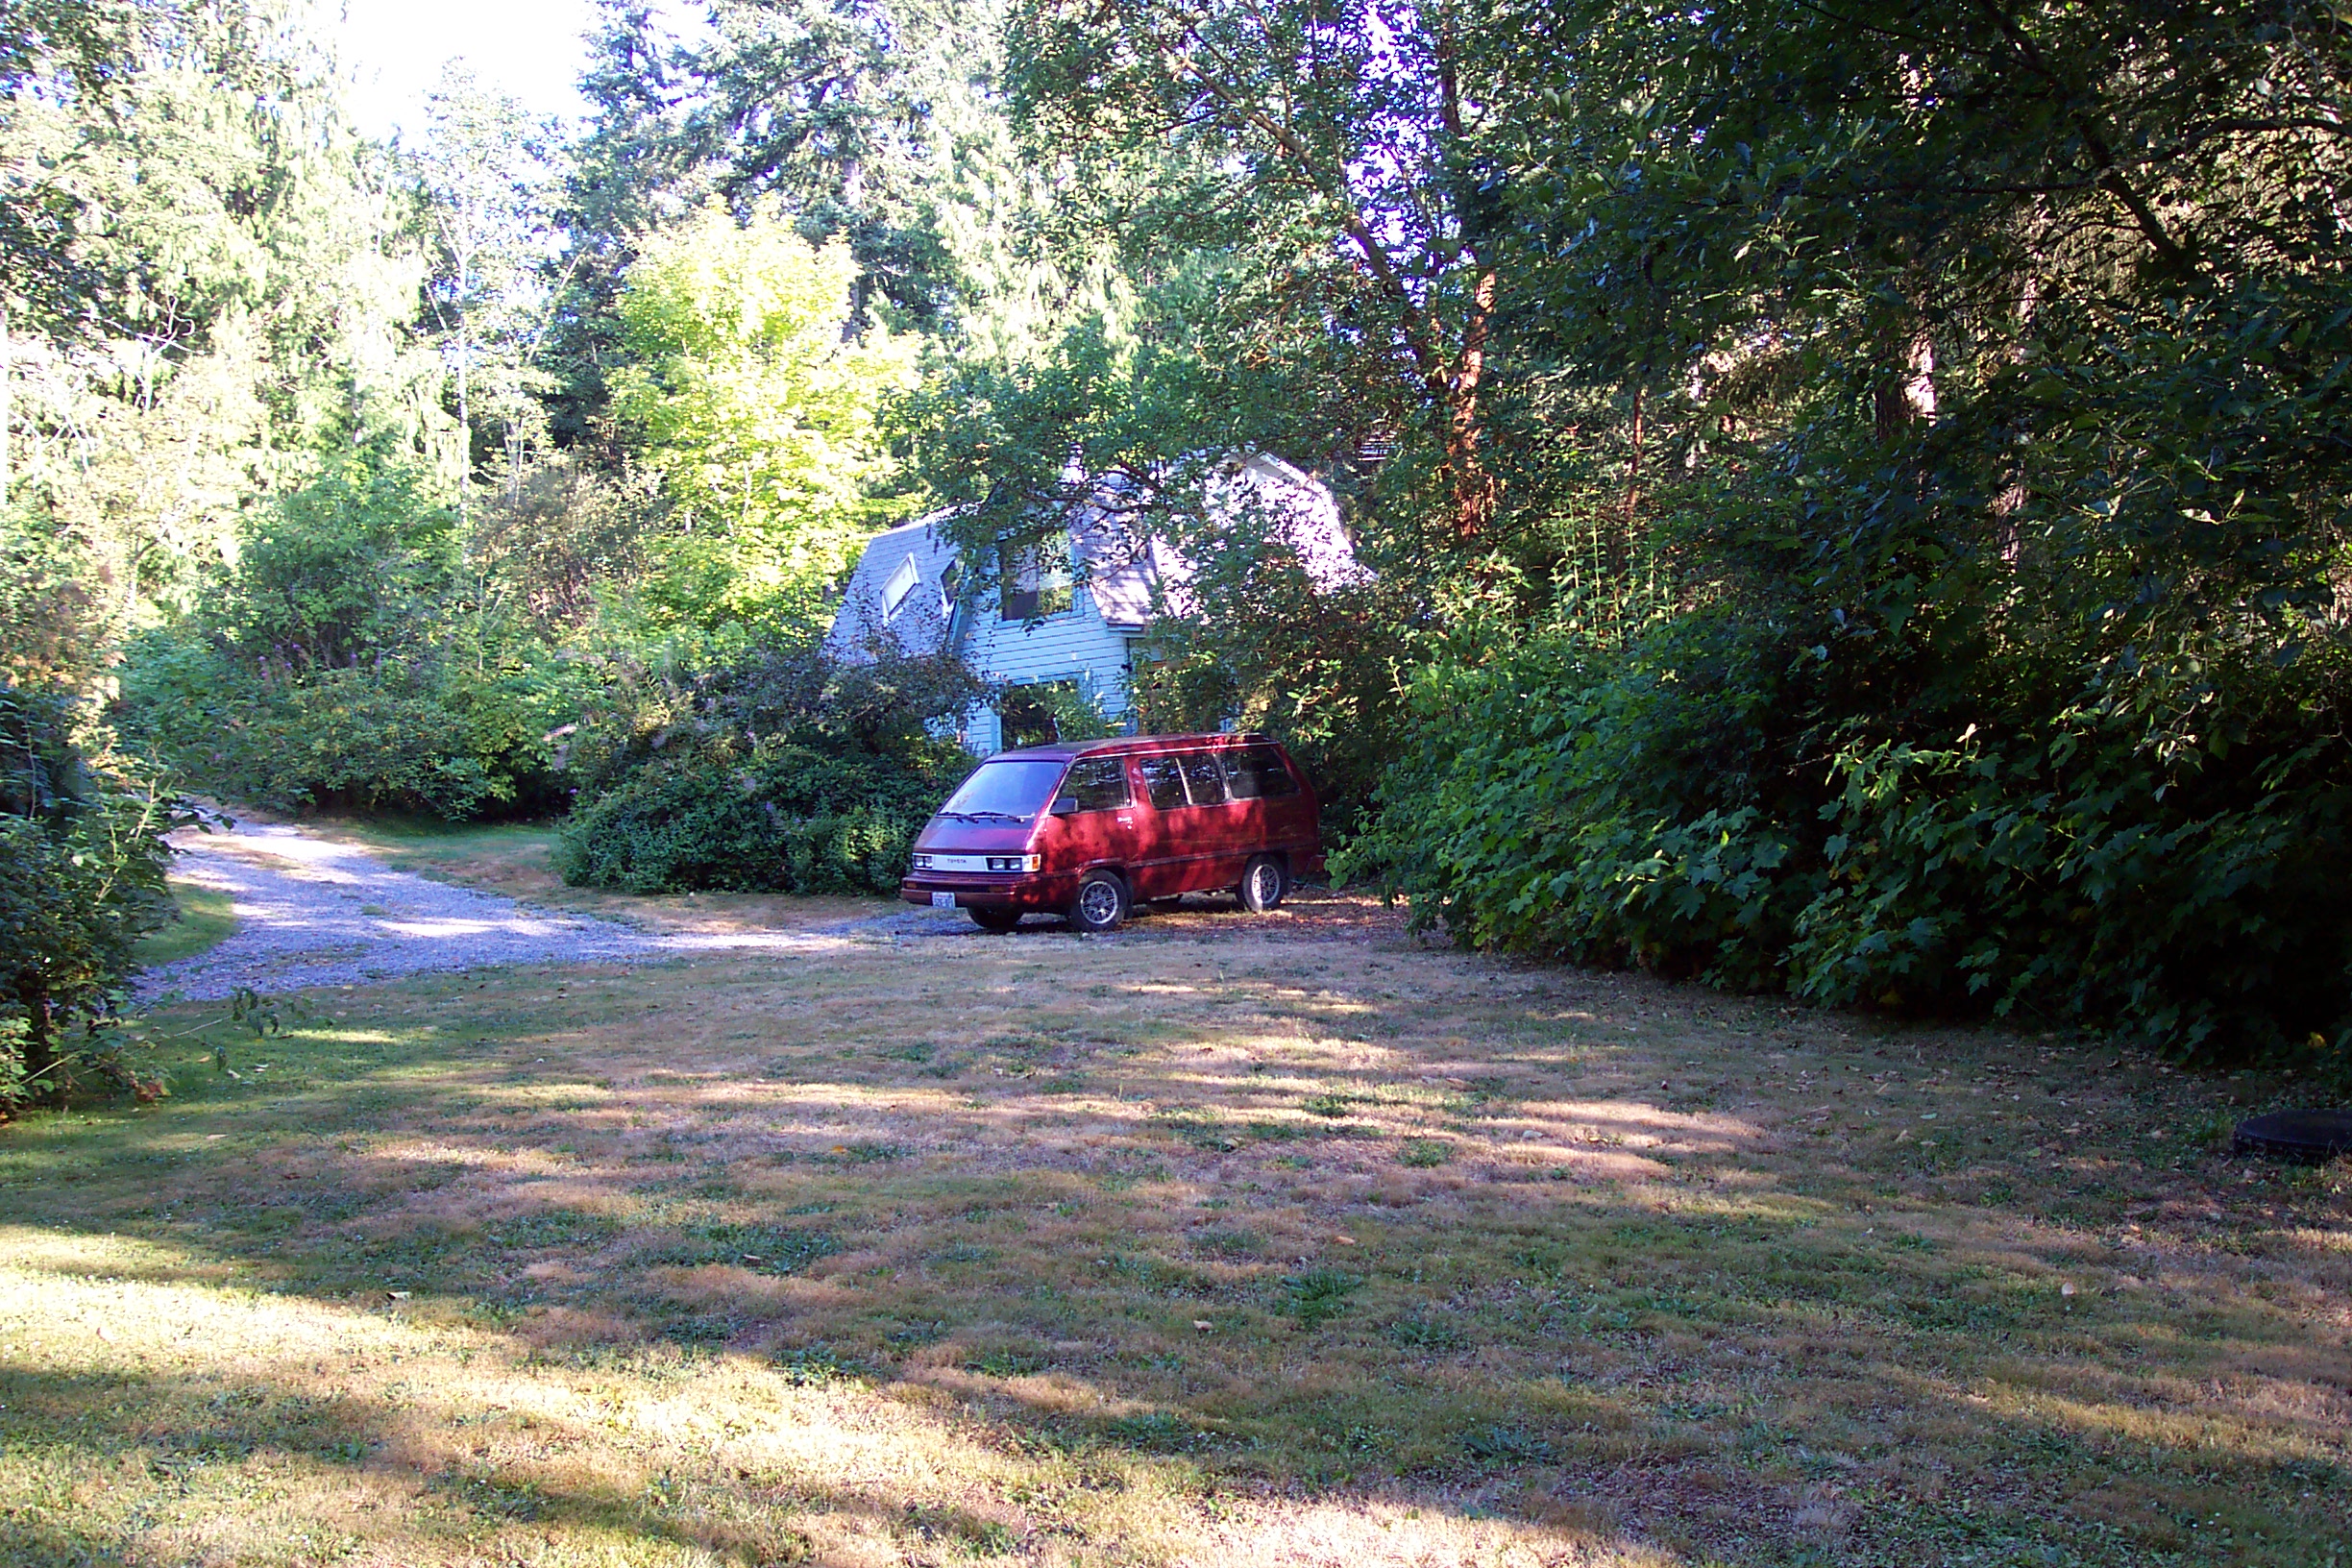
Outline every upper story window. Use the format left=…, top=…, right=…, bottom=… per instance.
left=881, top=554, right=921, bottom=621
left=999, top=544, right=1073, bottom=621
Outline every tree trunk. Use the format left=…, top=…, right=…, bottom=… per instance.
left=1436, top=269, right=1501, bottom=541
left=21, top=993, right=60, bottom=1110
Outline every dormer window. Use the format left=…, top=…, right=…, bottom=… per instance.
left=938, top=559, right=963, bottom=616
left=881, top=553, right=920, bottom=621
left=999, top=544, right=1073, bottom=622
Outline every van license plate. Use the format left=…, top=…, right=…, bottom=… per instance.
left=931, top=892, right=956, bottom=910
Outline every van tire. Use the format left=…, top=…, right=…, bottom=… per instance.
left=968, top=908, right=1023, bottom=934
left=1238, top=854, right=1288, bottom=913
left=1070, top=870, right=1129, bottom=933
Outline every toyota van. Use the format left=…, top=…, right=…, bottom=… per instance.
left=900, top=733, right=1323, bottom=933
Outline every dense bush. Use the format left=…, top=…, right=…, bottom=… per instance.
left=559, top=741, right=958, bottom=894
left=1346, top=610, right=2352, bottom=1066
left=118, top=459, right=590, bottom=818
left=123, top=633, right=578, bottom=819
left=0, top=686, right=178, bottom=1110
left=556, top=639, right=992, bottom=894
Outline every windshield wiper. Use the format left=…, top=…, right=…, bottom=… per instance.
left=963, top=809, right=1028, bottom=822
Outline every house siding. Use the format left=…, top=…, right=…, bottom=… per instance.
left=962, top=586, right=1139, bottom=756
left=826, top=456, right=1359, bottom=758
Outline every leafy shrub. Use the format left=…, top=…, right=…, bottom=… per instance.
left=557, top=740, right=957, bottom=894
left=0, top=686, right=178, bottom=1110
left=1344, top=611, right=2352, bottom=1065
left=120, top=633, right=576, bottom=819
left=116, top=459, right=593, bottom=819
left=556, top=639, right=992, bottom=894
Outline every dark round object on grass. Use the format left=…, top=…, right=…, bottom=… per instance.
left=2232, top=1110, right=2352, bottom=1164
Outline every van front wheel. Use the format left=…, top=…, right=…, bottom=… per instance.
left=1238, top=854, right=1288, bottom=913
left=1070, top=870, right=1129, bottom=933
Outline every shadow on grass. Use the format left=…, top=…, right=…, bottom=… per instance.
left=3, top=941, right=2346, bottom=1565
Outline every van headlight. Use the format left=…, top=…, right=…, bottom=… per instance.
left=987, top=854, right=1041, bottom=872
left=912, top=853, right=933, bottom=870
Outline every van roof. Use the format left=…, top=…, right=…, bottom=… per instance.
left=986, top=732, right=1276, bottom=762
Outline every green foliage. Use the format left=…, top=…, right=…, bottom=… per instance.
left=1346, top=608, right=2352, bottom=1063
left=0, top=509, right=106, bottom=692
left=612, top=203, right=919, bottom=637
left=558, top=744, right=942, bottom=896
left=1330, top=0, right=2352, bottom=1067
left=0, top=684, right=178, bottom=1110
left=119, top=458, right=590, bottom=818
left=556, top=639, right=993, bottom=894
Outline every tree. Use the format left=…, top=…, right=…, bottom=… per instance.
left=4, top=0, right=441, bottom=621
left=688, top=0, right=1017, bottom=330
left=610, top=202, right=919, bottom=635
left=1349, top=0, right=2352, bottom=1062
left=413, top=62, right=559, bottom=521
left=0, top=686, right=175, bottom=1108
left=545, top=0, right=713, bottom=450
left=1007, top=0, right=1515, bottom=541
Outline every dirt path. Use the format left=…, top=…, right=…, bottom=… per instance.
left=139, top=821, right=969, bottom=1000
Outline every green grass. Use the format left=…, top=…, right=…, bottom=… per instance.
left=1, top=920, right=2345, bottom=1566
left=132, top=878, right=237, bottom=968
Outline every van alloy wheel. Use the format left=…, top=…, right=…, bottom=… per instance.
left=1072, top=870, right=1128, bottom=932
left=1238, top=853, right=1288, bottom=913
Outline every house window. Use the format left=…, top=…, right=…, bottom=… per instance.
left=999, top=545, right=1072, bottom=621
left=938, top=558, right=962, bottom=616
left=881, top=554, right=920, bottom=621
left=1000, top=680, right=1076, bottom=749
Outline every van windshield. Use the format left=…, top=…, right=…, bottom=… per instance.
left=937, top=759, right=1067, bottom=821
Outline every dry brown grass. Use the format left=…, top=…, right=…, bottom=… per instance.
left=3, top=902, right=2346, bottom=1566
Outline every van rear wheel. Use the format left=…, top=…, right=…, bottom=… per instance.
left=968, top=907, right=1022, bottom=934
left=1238, top=854, right=1288, bottom=913
left=1070, top=870, right=1129, bottom=933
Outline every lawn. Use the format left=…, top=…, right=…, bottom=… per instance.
left=4, top=905, right=2345, bottom=1565
left=132, top=879, right=239, bottom=968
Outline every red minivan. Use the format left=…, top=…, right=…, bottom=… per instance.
left=900, top=732, right=1324, bottom=933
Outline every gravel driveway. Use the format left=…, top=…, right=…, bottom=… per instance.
left=137, top=821, right=967, bottom=1000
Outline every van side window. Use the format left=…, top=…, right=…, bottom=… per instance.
left=1139, top=755, right=1187, bottom=810
left=1063, top=756, right=1130, bottom=811
left=1223, top=744, right=1300, bottom=800
left=1180, top=752, right=1228, bottom=806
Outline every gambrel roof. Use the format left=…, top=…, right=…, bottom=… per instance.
left=825, top=454, right=1363, bottom=664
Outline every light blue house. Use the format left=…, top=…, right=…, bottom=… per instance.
left=825, top=454, right=1360, bottom=755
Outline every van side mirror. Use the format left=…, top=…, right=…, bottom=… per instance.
left=1050, top=796, right=1079, bottom=816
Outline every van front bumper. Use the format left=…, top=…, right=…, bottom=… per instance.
left=900, top=872, right=1078, bottom=912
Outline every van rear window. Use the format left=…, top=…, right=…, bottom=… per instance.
left=1222, top=744, right=1299, bottom=800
